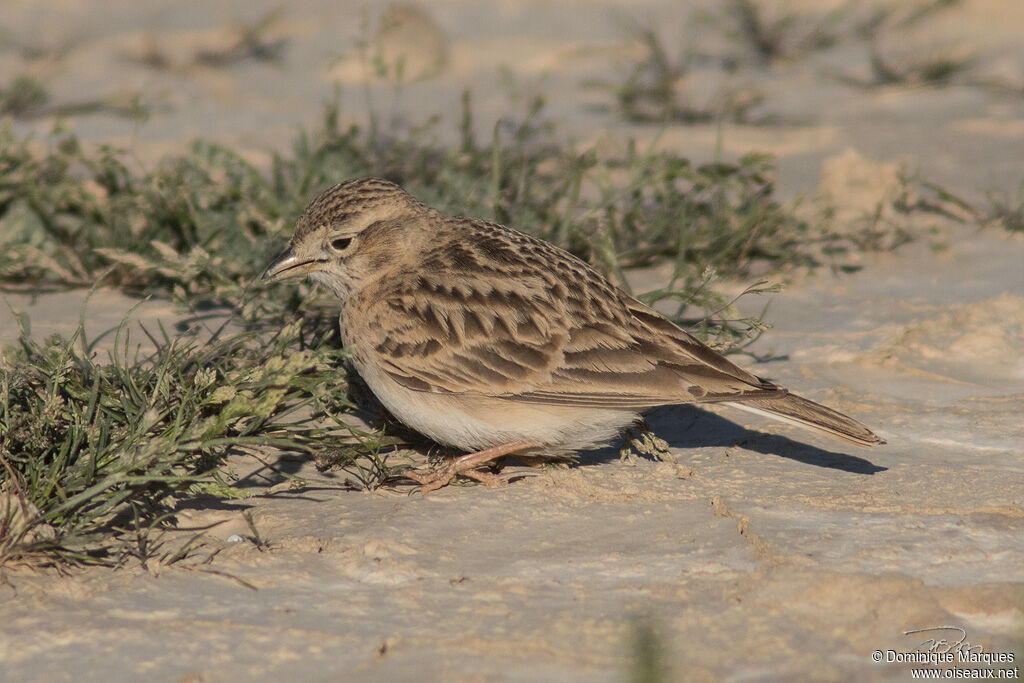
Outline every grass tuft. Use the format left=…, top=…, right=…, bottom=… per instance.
left=0, top=75, right=155, bottom=121
left=627, top=615, right=672, bottom=683
left=0, top=298, right=371, bottom=567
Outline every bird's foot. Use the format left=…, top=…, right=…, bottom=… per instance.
left=397, top=441, right=539, bottom=494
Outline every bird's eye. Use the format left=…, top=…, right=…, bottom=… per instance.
left=331, top=237, right=353, bottom=251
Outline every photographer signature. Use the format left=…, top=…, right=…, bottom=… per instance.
left=904, top=626, right=984, bottom=655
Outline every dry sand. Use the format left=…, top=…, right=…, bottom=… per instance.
left=1, top=1, right=1022, bottom=681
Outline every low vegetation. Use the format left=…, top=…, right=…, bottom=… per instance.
left=0, top=81, right=1000, bottom=568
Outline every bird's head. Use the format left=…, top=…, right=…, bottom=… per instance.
left=261, top=178, right=427, bottom=299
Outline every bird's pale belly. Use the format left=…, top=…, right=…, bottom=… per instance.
left=351, top=354, right=636, bottom=454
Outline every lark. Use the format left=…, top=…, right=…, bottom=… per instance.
left=263, top=178, right=884, bottom=492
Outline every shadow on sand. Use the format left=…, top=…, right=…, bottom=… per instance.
left=579, top=404, right=887, bottom=475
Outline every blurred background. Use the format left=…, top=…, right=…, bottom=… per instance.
left=4, top=0, right=1024, bottom=195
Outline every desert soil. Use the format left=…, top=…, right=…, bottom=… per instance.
left=1, top=1, right=1022, bottom=681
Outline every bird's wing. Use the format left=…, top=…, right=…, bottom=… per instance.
left=351, top=220, right=783, bottom=410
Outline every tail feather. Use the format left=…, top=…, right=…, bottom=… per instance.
left=725, top=393, right=885, bottom=447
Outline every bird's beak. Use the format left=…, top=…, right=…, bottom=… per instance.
left=260, top=247, right=328, bottom=283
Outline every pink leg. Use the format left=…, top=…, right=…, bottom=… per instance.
left=401, top=441, right=540, bottom=494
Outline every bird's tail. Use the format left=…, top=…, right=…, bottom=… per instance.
left=725, top=393, right=885, bottom=447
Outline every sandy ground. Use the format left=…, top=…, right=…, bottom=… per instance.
left=2, top=1, right=1023, bottom=681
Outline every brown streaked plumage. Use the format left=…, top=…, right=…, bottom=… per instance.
left=263, top=178, right=884, bottom=491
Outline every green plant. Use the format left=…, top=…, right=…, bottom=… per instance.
left=0, top=298, right=374, bottom=567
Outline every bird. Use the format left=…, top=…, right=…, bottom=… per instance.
left=262, top=178, right=884, bottom=492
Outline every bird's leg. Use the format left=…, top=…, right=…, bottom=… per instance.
left=400, top=441, right=540, bottom=494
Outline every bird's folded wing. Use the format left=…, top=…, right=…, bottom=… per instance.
left=358, top=269, right=783, bottom=410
